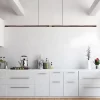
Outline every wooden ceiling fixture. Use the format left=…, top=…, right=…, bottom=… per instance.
left=89, top=0, right=100, bottom=15
left=5, top=25, right=97, bottom=27
left=9, top=0, right=24, bottom=16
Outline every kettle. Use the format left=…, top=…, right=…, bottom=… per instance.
left=18, top=55, right=28, bottom=67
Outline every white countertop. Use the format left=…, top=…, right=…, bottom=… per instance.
left=0, top=69, right=100, bottom=71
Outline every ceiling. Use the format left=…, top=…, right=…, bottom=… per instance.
left=0, top=0, right=95, bottom=16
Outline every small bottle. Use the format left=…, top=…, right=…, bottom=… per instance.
left=0, top=57, right=3, bottom=62
left=0, top=57, right=2, bottom=69
left=3, top=57, right=5, bottom=62
left=38, top=55, right=41, bottom=69
left=50, top=62, right=53, bottom=69
left=45, top=58, right=48, bottom=69
left=43, top=58, right=48, bottom=69
left=38, top=55, right=43, bottom=69
left=48, top=60, right=51, bottom=69
left=3, top=57, right=6, bottom=69
left=0, top=57, right=2, bottom=60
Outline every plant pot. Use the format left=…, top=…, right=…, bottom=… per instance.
left=96, top=65, right=99, bottom=69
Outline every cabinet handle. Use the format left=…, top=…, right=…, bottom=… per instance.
left=67, top=81, right=75, bottom=83
left=10, top=77, right=29, bottom=79
left=53, top=72, right=60, bottom=73
left=84, top=87, right=100, bottom=89
left=67, top=72, right=75, bottom=74
left=38, top=73, right=47, bottom=74
left=52, top=81, right=60, bottom=83
left=83, top=78, right=100, bottom=79
left=10, top=87, right=29, bottom=89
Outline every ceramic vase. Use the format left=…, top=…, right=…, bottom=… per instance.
left=88, top=60, right=91, bottom=69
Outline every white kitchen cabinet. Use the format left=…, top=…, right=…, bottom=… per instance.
left=5, top=0, right=38, bottom=25
left=0, top=70, right=6, bottom=85
left=80, top=71, right=100, bottom=85
left=79, top=70, right=100, bottom=96
left=0, top=78, right=6, bottom=85
left=50, top=71, right=63, bottom=96
left=2, top=69, right=100, bottom=97
left=0, top=70, right=6, bottom=78
left=79, top=70, right=100, bottom=86
left=7, top=70, right=35, bottom=85
left=0, top=18, right=4, bottom=46
left=7, top=85, right=34, bottom=96
left=64, top=82, right=78, bottom=96
left=64, top=71, right=78, bottom=96
left=35, top=71, right=49, bottom=96
left=79, top=84, right=100, bottom=96
left=63, top=0, right=96, bottom=25
left=79, top=70, right=100, bottom=80
left=6, top=70, right=35, bottom=97
left=39, top=0, right=62, bottom=25
left=0, top=85, right=6, bottom=96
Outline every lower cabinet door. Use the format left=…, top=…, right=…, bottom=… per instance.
left=64, top=82, right=78, bottom=96
left=79, top=85, right=100, bottom=96
left=35, top=83, right=49, bottom=96
left=7, top=85, right=34, bottom=96
left=35, top=71, right=49, bottom=96
left=0, top=85, right=6, bottom=96
left=50, top=81, right=63, bottom=96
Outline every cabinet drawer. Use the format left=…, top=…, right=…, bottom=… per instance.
left=80, top=79, right=100, bottom=85
left=0, top=85, right=6, bottom=96
left=35, top=71, right=49, bottom=84
left=64, top=71, right=78, bottom=80
left=79, top=71, right=100, bottom=79
left=7, top=85, right=34, bottom=96
left=7, top=70, right=34, bottom=77
left=79, top=85, right=100, bottom=96
left=7, top=70, right=35, bottom=84
left=50, top=81, right=63, bottom=96
left=0, top=70, right=6, bottom=78
left=7, top=77, right=34, bottom=85
left=50, top=71, right=63, bottom=81
left=64, top=81, right=78, bottom=96
left=35, top=83, right=49, bottom=96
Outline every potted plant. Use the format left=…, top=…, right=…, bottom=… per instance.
left=94, top=58, right=100, bottom=69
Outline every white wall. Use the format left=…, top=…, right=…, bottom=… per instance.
left=0, top=0, right=100, bottom=69
left=0, top=27, right=99, bottom=69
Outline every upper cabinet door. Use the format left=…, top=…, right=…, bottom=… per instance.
left=0, top=18, right=4, bottom=46
left=4, top=0, right=38, bottom=25
left=39, top=0, right=62, bottom=25
left=63, top=0, right=96, bottom=25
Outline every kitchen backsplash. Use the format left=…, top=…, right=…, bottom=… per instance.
left=0, top=27, right=99, bottom=69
